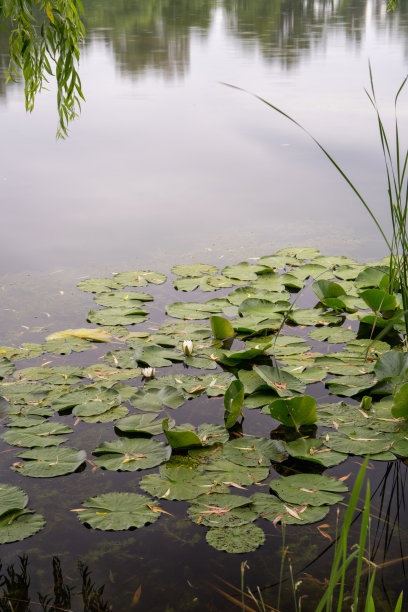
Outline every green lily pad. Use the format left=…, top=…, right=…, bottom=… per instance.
left=166, top=300, right=227, bottom=320
left=76, top=493, right=161, bottom=531
left=251, top=493, right=330, bottom=525
left=172, top=264, right=218, bottom=277
left=355, top=267, right=388, bottom=289
left=200, top=373, right=236, bottom=396
left=42, top=337, right=94, bottom=355
left=140, top=466, right=226, bottom=500
left=326, top=374, right=378, bottom=397
left=270, top=474, right=347, bottom=506
left=164, top=422, right=228, bottom=449
left=309, top=327, right=357, bottom=343
left=322, top=430, right=393, bottom=455
left=210, top=315, right=234, bottom=340
left=392, top=382, right=408, bottom=418
left=132, top=345, right=183, bottom=368
left=289, top=309, right=342, bottom=326
left=0, top=358, right=14, bottom=379
left=13, top=366, right=84, bottom=385
left=284, top=438, right=348, bottom=467
left=6, top=415, right=46, bottom=428
left=157, top=321, right=212, bottom=340
left=0, top=510, right=45, bottom=544
left=113, top=270, right=166, bottom=287
left=77, top=278, right=122, bottom=293
left=203, top=459, right=269, bottom=485
left=0, top=344, right=44, bottom=361
left=223, top=437, right=287, bottom=467
left=80, top=405, right=129, bottom=423
left=93, top=438, right=171, bottom=471
left=173, top=277, right=202, bottom=292
left=87, top=306, right=148, bottom=326
left=0, top=484, right=28, bottom=516
left=253, top=366, right=306, bottom=396
left=268, top=395, right=317, bottom=429
left=72, top=399, right=120, bottom=418
left=93, top=291, right=152, bottom=307
left=206, top=523, right=265, bottom=553
left=53, top=387, right=120, bottom=412
left=222, top=262, right=265, bottom=281
left=3, top=422, right=72, bottom=448
left=115, top=413, right=175, bottom=436
left=188, top=493, right=257, bottom=528
left=12, top=447, right=87, bottom=477
left=130, top=386, right=186, bottom=411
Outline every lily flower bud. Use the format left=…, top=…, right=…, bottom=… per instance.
left=141, top=367, right=155, bottom=378
left=182, top=340, right=193, bottom=355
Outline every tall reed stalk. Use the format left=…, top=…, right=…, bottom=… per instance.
left=225, top=67, right=408, bottom=343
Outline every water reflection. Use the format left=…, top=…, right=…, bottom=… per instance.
left=1, top=0, right=408, bottom=96
left=0, top=555, right=112, bottom=612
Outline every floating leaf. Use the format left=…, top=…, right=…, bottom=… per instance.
left=76, top=493, right=161, bottom=530
left=223, top=437, right=286, bottom=467
left=205, top=523, right=265, bottom=553
left=322, top=430, right=393, bottom=456
left=163, top=422, right=228, bottom=449
left=130, top=386, right=186, bottom=411
left=80, top=405, right=129, bottom=423
left=172, top=264, right=218, bottom=277
left=93, top=438, right=171, bottom=471
left=289, top=308, right=341, bottom=326
left=53, top=387, right=120, bottom=412
left=253, top=365, right=305, bottom=396
left=270, top=474, right=347, bottom=506
left=222, top=262, right=265, bottom=281
left=0, top=511, right=45, bottom=544
left=284, top=438, right=347, bottom=467
left=87, top=307, right=148, bottom=326
left=3, top=422, right=72, bottom=448
left=0, top=358, right=14, bottom=379
left=93, top=291, right=153, bottom=307
left=0, top=484, right=28, bottom=515
left=392, top=382, right=408, bottom=418
left=77, top=278, right=122, bottom=293
left=309, top=327, right=357, bottom=343
left=46, top=328, right=112, bottom=342
left=251, top=493, right=329, bottom=525
left=204, top=459, right=269, bottom=485
left=115, top=414, right=175, bottom=436
left=188, top=493, right=257, bottom=528
left=12, top=447, right=86, bottom=477
left=113, top=271, right=166, bottom=287
left=140, top=466, right=225, bottom=500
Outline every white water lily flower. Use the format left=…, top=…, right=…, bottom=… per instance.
left=141, top=367, right=155, bottom=378
left=182, top=340, right=193, bottom=355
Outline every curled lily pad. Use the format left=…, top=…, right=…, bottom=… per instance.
left=206, top=523, right=265, bottom=553
left=76, top=493, right=162, bottom=531
left=12, top=447, right=87, bottom=477
left=251, top=493, right=329, bottom=525
left=270, top=474, right=348, bottom=506
left=92, top=438, right=171, bottom=471
left=188, top=493, right=257, bottom=528
left=0, top=358, right=14, bottom=379
left=268, top=395, right=317, bottom=430
left=223, top=437, right=287, bottom=467
left=163, top=422, right=228, bottom=450
left=0, top=484, right=28, bottom=515
left=224, top=380, right=244, bottom=429
left=253, top=366, right=305, bottom=396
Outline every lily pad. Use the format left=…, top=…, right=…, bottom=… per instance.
left=204, top=459, right=269, bottom=485
left=206, top=523, right=265, bottom=553
left=322, top=430, right=393, bottom=456
left=0, top=358, right=14, bottom=379
left=222, top=262, right=265, bottom=281
left=76, top=493, right=161, bottom=531
left=77, top=278, right=122, bottom=293
left=113, top=270, right=167, bottom=286
left=45, top=328, right=112, bottom=342
left=251, top=493, right=330, bottom=525
left=0, top=511, right=45, bottom=544
left=172, top=264, right=218, bottom=277
left=289, top=309, right=342, bottom=326
left=284, top=438, right=348, bottom=467
left=80, top=405, right=129, bottom=423
left=188, top=493, right=257, bottom=528
left=93, top=438, right=171, bottom=471
left=115, top=413, right=175, bottom=436
left=87, top=306, right=148, bottom=326
left=309, top=327, right=357, bottom=343
left=224, top=380, right=244, bottom=428
left=93, top=291, right=152, bottom=308
left=253, top=366, right=305, bottom=396
left=164, top=422, right=228, bottom=449
left=131, top=386, right=185, bottom=412
left=223, top=437, right=287, bottom=467
left=12, top=447, right=87, bottom=477
left=3, top=422, right=72, bottom=448
left=0, top=484, right=28, bottom=515
left=140, top=466, right=225, bottom=500
left=270, top=474, right=347, bottom=506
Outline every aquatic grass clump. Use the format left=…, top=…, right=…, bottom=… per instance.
left=224, top=66, right=408, bottom=344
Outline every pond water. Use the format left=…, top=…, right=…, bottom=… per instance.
left=1, top=1, right=408, bottom=610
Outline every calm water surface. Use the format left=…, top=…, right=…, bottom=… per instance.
left=0, top=1, right=408, bottom=610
